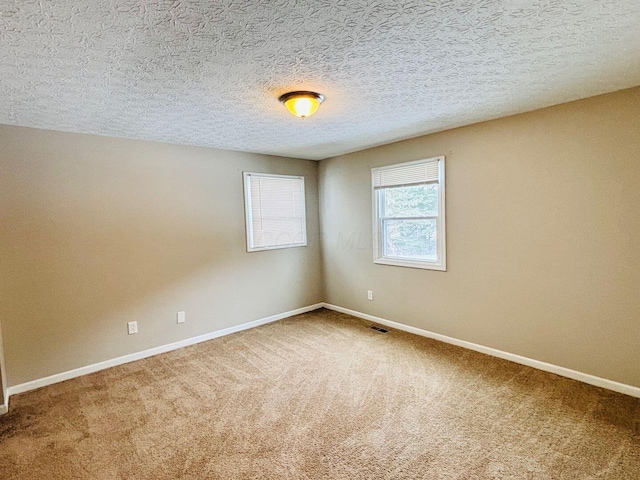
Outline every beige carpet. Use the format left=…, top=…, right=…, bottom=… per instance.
left=0, top=308, right=638, bottom=479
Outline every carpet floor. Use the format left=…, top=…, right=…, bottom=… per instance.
left=0, top=308, right=639, bottom=479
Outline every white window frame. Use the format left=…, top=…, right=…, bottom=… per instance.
left=243, top=172, right=307, bottom=252
left=372, top=156, right=446, bottom=271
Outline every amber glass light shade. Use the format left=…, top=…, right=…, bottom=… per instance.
left=278, top=91, right=325, bottom=118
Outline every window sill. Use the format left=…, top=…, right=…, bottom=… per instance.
left=247, top=242, right=307, bottom=252
left=374, top=257, right=446, bottom=271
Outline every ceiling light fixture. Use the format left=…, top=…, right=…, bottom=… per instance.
left=279, top=91, right=325, bottom=118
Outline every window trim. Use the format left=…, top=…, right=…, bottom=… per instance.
left=371, top=156, right=446, bottom=271
left=243, top=172, right=307, bottom=252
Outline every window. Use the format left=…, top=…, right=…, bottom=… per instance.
left=243, top=172, right=307, bottom=252
left=372, top=156, right=446, bottom=270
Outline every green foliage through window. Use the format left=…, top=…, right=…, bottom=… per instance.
left=383, top=184, right=438, bottom=217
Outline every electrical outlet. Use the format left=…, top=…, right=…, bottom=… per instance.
left=367, top=290, right=373, bottom=301
left=127, top=321, right=138, bottom=335
left=177, top=311, right=186, bottom=324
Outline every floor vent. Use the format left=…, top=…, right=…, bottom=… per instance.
left=369, top=325, right=389, bottom=333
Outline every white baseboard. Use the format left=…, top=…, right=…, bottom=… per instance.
left=322, top=303, right=640, bottom=399
left=4, top=303, right=324, bottom=405
left=4, top=301, right=638, bottom=414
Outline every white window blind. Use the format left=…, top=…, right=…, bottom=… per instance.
left=372, top=160, right=439, bottom=188
left=243, top=173, right=307, bottom=251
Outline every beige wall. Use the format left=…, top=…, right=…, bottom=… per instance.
left=2, top=87, right=639, bottom=392
left=0, top=126, right=322, bottom=387
left=319, top=87, right=640, bottom=388
left=0, top=321, right=5, bottom=406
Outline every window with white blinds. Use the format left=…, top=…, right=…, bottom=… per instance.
left=372, top=156, right=446, bottom=271
left=372, top=160, right=440, bottom=188
left=243, top=173, right=307, bottom=252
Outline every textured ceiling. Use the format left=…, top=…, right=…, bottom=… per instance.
left=1, top=1, right=640, bottom=160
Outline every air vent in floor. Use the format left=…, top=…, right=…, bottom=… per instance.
left=369, top=325, right=389, bottom=333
